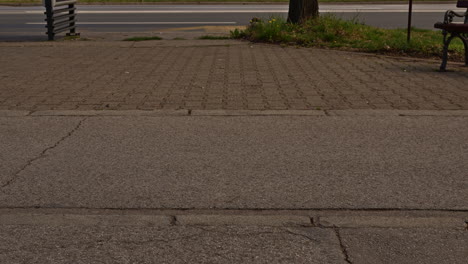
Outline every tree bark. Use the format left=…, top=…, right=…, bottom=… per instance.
left=287, top=0, right=319, bottom=24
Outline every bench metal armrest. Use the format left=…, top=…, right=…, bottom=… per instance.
left=443, top=10, right=468, bottom=24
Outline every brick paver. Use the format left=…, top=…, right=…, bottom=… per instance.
left=1, top=40, right=467, bottom=111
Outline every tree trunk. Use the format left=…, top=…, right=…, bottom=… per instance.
left=287, top=0, right=319, bottom=24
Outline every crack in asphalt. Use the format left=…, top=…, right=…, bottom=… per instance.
left=333, top=227, right=352, bottom=264
left=283, top=228, right=321, bottom=243
left=1, top=117, right=88, bottom=190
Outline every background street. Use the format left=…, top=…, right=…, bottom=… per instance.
left=1, top=4, right=467, bottom=41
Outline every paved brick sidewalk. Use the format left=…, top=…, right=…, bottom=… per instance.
left=1, top=39, right=467, bottom=111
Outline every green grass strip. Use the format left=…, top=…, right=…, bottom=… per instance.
left=231, top=15, right=465, bottom=61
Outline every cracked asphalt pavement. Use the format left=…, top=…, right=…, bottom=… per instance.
left=1, top=110, right=468, bottom=263
left=1, top=38, right=468, bottom=263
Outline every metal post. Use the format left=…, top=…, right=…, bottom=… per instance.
left=68, top=3, right=76, bottom=35
left=44, top=0, right=54, bottom=41
left=407, top=0, right=413, bottom=43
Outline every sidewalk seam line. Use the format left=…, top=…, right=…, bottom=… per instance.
left=1, top=206, right=468, bottom=212
left=1, top=117, right=88, bottom=190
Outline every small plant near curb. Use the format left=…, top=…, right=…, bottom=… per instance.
left=197, top=35, right=231, bottom=40
left=230, top=28, right=246, bottom=39
left=63, top=35, right=82, bottom=41
left=173, top=37, right=186, bottom=40
left=123, top=36, right=163, bottom=41
left=231, top=15, right=465, bottom=61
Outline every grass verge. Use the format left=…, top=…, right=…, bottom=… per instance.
left=231, top=15, right=465, bottom=61
left=123, top=36, right=163, bottom=41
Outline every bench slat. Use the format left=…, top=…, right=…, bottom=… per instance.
left=435, top=22, right=468, bottom=33
left=457, top=0, right=468, bottom=8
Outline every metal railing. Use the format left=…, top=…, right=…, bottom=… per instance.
left=43, top=0, right=79, bottom=40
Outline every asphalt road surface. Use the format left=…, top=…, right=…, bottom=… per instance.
left=2, top=112, right=468, bottom=210
left=0, top=4, right=466, bottom=41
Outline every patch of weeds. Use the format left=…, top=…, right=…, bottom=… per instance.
left=123, top=36, right=163, bottom=41
left=173, top=37, right=186, bottom=40
left=230, top=28, right=246, bottom=39
left=197, top=35, right=231, bottom=40
left=63, top=35, right=81, bottom=41
left=232, top=15, right=465, bottom=61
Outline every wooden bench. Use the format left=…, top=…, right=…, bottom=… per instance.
left=434, top=0, right=468, bottom=71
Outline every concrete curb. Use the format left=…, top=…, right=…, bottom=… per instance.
left=1, top=209, right=467, bottom=228
left=2, top=110, right=468, bottom=117
left=190, top=110, right=326, bottom=116
left=0, top=213, right=311, bottom=227
left=318, top=216, right=467, bottom=229
left=0, top=214, right=173, bottom=226
left=0, top=110, right=31, bottom=117
left=397, top=110, right=468, bottom=116
left=176, top=215, right=313, bottom=226
left=28, top=110, right=189, bottom=116
left=327, top=110, right=468, bottom=116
